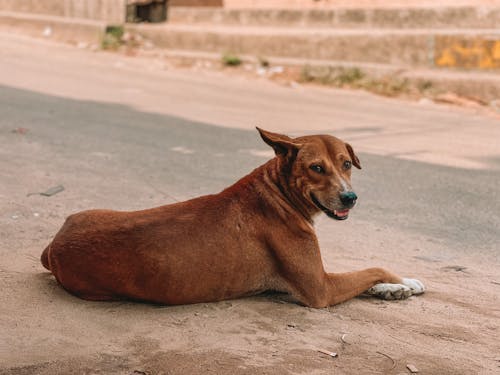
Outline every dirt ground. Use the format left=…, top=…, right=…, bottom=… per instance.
left=0, top=33, right=499, bottom=374
left=1, top=171, right=499, bottom=375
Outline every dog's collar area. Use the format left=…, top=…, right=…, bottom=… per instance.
left=310, top=193, right=349, bottom=220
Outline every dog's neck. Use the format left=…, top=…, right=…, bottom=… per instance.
left=223, top=158, right=320, bottom=230
left=271, top=157, right=319, bottom=224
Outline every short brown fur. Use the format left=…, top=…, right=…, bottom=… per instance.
left=41, top=128, right=404, bottom=308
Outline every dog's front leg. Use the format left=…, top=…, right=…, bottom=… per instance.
left=293, top=268, right=424, bottom=308
left=270, top=236, right=424, bottom=308
left=325, top=268, right=424, bottom=306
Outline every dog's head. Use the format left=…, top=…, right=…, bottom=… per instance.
left=257, top=127, right=361, bottom=220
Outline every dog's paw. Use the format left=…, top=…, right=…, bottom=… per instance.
left=366, top=283, right=412, bottom=300
left=402, top=278, right=425, bottom=295
left=366, top=278, right=425, bottom=300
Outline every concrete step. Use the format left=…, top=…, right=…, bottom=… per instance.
left=168, top=6, right=500, bottom=29
left=138, top=48, right=500, bottom=103
left=127, top=23, right=500, bottom=69
left=0, top=11, right=106, bottom=45
left=0, top=0, right=125, bottom=23
left=222, top=0, right=500, bottom=9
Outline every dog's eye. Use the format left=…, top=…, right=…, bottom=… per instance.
left=343, top=160, right=352, bottom=170
left=310, top=164, right=325, bottom=174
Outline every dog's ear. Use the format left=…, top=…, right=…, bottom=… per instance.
left=256, top=127, right=301, bottom=158
left=345, top=143, right=361, bottom=169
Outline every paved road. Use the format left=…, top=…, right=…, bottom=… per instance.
left=1, top=33, right=499, bottom=374
left=1, top=33, right=498, bottom=257
left=2, top=83, right=500, bottom=255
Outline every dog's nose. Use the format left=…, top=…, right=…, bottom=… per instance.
left=340, top=191, right=357, bottom=209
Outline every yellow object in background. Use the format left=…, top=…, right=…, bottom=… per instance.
left=435, top=36, right=500, bottom=69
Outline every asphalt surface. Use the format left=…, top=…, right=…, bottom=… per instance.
left=1, top=83, right=499, bottom=257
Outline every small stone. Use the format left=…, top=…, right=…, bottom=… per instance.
left=269, top=66, right=284, bottom=74
left=406, top=364, right=419, bottom=373
left=318, top=349, right=337, bottom=358
left=12, top=127, right=29, bottom=134
left=121, top=32, right=132, bottom=42
left=40, top=185, right=64, bottom=197
left=418, top=98, right=433, bottom=105
left=42, top=27, right=52, bottom=37
left=441, top=265, right=467, bottom=272
left=256, top=67, right=267, bottom=76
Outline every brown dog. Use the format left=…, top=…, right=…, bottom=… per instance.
left=41, top=128, right=424, bottom=307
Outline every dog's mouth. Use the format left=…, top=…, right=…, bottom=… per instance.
left=310, top=193, right=350, bottom=220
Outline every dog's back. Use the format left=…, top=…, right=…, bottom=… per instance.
left=42, top=161, right=285, bottom=304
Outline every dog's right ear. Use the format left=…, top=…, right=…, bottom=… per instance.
left=256, top=127, right=301, bottom=158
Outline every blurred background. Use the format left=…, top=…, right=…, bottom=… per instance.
left=1, top=0, right=500, bottom=103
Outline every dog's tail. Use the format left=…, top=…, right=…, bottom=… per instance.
left=41, top=243, right=51, bottom=270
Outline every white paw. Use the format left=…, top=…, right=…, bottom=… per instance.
left=366, top=283, right=412, bottom=300
left=402, top=278, right=425, bottom=295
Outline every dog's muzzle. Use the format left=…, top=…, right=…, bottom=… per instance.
left=310, top=193, right=355, bottom=220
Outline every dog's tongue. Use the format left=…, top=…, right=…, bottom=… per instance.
left=334, top=209, right=349, bottom=218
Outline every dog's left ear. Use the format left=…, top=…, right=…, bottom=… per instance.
left=256, top=127, right=302, bottom=158
left=345, top=143, right=362, bottom=169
